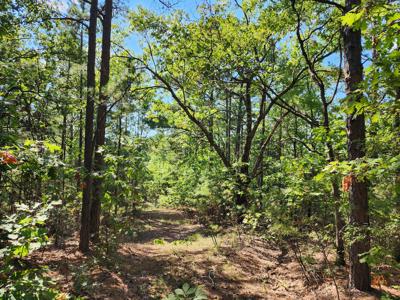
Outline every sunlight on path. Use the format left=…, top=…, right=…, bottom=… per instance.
left=115, top=208, right=311, bottom=300
left=29, top=208, right=382, bottom=300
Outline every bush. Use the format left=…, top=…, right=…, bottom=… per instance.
left=0, top=201, right=68, bottom=299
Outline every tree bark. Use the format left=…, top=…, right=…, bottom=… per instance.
left=394, top=88, right=400, bottom=261
left=235, top=96, right=243, bottom=161
left=343, top=0, right=370, bottom=290
left=77, top=15, right=84, bottom=191
left=79, top=0, right=98, bottom=253
left=237, top=81, right=253, bottom=209
left=91, top=0, right=113, bottom=242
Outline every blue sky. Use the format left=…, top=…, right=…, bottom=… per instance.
left=120, top=0, right=200, bottom=54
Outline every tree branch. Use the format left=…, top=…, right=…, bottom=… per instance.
left=313, top=0, right=345, bottom=11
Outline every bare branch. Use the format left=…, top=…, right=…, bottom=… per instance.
left=43, top=17, right=89, bottom=29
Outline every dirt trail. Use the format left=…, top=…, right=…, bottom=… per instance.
left=107, top=208, right=310, bottom=300
left=30, top=208, right=383, bottom=299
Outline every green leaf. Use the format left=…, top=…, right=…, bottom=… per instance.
left=370, top=113, right=380, bottom=124
left=13, top=244, right=29, bottom=257
left=174, top=288, right=185, bottom=296
left=341, top=9, right=364, bottom=27
left=182, top=283, right=190, bottom=293
left=19, top=217, right=33, bottom=225
left=44, top=141, right=61, bottom=153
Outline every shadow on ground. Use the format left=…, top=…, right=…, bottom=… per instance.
left=29, top=208, right=395, bottom=300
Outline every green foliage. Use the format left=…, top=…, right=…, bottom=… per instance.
left=0, top=201, right=65, bottom=299
left=0, top=268, right=60, bottom=300
left=0, top=203, right=49, bottom=260
left=1, top=0, right=400, bottom=297
left=153, top=238, right=167, bottom=245
left=71, top=261, right=94, bottom=295
left=164, top=283, right=207, bottom=300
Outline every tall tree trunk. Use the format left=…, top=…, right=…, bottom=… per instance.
left=61, top=61, right=71, bottom=202
left=79, top=0, right=98, bottom=253
left=91, top=0, right=113, bottom=241
left=394, top=88, right=400, bottom=261
left=77, top=2, right=85, bottom=191
left=233, top=94, right=246, bottom=220
left=235, top=81, right=253, bottom=213
left=235, top=96, right=243, bottom=160
left=343, top=0, right=370, bottom=290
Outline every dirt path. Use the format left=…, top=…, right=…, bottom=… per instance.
left=30, top=208, right=382, bottom=299
left=108, top=208, right=310, bottom=300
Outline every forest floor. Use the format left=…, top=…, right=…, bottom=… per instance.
left=29, top=208, right=399, bottom=300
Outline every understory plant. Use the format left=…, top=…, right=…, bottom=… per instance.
left=164, top=283, right=207, bottom=300
left=0, top=201, right=67, bottom=299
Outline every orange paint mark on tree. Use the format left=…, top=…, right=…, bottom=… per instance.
left=0, top=151, right=18, bottom=165
left=342, top=174, right=354, bottom=192
left=371, top=274, right=387, bottom=287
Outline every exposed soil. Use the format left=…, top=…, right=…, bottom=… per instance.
left=29, top=208, right=400, bottom=299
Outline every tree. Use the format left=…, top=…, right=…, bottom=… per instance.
left=129, top=3, right=306, bottom=217
left=342, top=0, right=370, bottom=290
left=91, top=0, right=113, bottom=242
left=79, top=0, right=98, bottom=253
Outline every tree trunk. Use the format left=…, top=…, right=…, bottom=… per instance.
left=343, top=0, right=370, bottom=290
left=235, top=96, right=243, bottom=160
left=77, top=2, right=85, bottom=191
left=394, top=88, right=400, bottom=261
left=61, top=61, right=70, bottom=202
left=91, top=0, right=113, bottom=242
left=79, top=0, right=98, bottom=253
left=236, top=81, right=252, bottom=210
left=235, top=174, right=249, bottom=223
